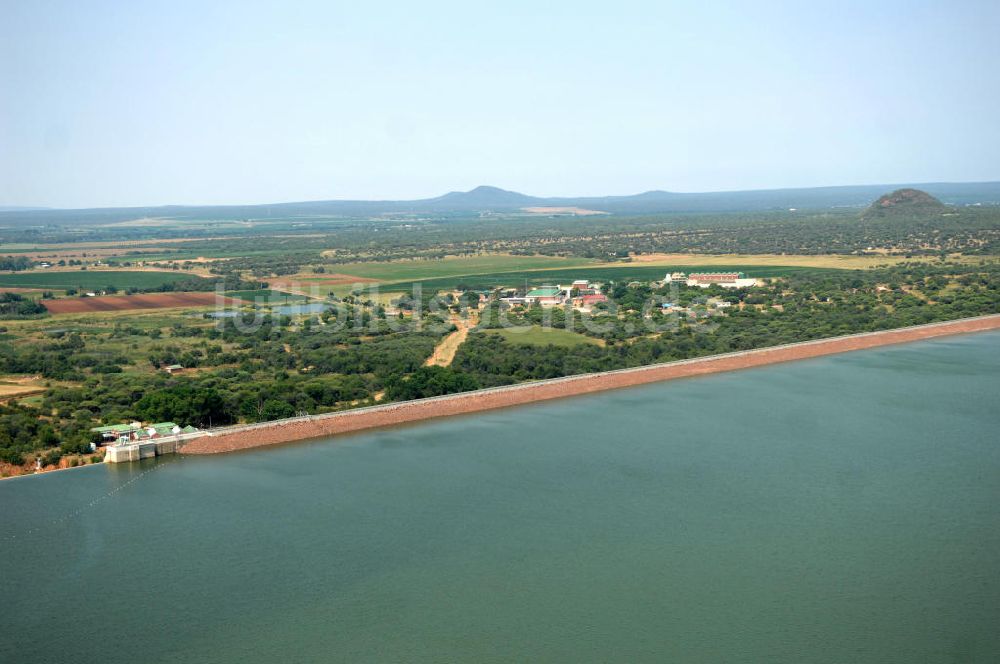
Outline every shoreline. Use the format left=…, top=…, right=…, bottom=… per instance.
left=182, top=313, right=1000, bottom=455
left=0, top=457, right=105, bottom=482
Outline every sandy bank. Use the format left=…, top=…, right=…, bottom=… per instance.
left=182, top=314, right=1000, bottom=455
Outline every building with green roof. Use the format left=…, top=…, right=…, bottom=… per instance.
left=525, top=287, right=561, bottom=297
left=524, top=286, right=564, bottom=305
left=91, top=421, right=182, bottom=445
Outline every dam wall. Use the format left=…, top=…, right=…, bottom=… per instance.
left=104, top=432, right=207, bottom=463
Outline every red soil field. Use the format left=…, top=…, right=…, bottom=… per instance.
left=42, top=292, right=239, bottom=314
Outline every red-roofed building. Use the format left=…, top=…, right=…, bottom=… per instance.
left=580, top=293, right=608, bottom=307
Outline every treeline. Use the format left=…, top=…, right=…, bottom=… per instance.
left=0, top=255, right=34, bottom=271
left=208, top=253, right=323, bottom=278
left=53, top=274, right=259, bottom=298
left=148, top=274, right=261, bottom=294
left=0, top=293, right=47, bottom=319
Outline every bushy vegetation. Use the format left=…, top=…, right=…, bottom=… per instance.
left=384, top=365, right=479, bottom=401
left=0, top=292, right=47, bottom=319
left=0, top=302, right=453, bottom=467
left=0, top=402, right=92, bottom=466
left=0, top=255, right=34, bottom=271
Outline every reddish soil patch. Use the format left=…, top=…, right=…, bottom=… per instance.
left=183, top=314, right=1000, bottom=455
left=43, top=292, right=239, bottom=314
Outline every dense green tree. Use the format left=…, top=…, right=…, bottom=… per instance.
left=384, top=366, right=480, bottom=401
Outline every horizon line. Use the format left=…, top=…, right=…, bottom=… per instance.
left=4, top=178, right=1000, bottom=212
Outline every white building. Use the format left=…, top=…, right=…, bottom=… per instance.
left=684, top=272, right=758, bottom=289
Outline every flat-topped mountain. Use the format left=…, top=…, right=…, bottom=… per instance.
left=862, top=188, right=948, bottom=219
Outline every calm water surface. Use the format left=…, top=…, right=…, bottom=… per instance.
left=3, top=332, right=999, bottom=663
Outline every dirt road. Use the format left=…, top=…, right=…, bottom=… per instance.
left=425, top=314, right=476, bottom=367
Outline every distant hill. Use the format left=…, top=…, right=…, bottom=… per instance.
left=429, top=185, right=541, bottom=208
left=862, top=188, right=948, bottom=219
left=1, top=182, right=998, bottom=225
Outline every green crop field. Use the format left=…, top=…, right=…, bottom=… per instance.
left=0, top=270, right=205, bottom=290
left=483, top=326, right=601, bottom=347
left=379, top=264, right=839, bottom=293
left=331, top=255, right=598, bottom=282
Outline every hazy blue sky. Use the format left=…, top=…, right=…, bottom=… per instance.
left=1, top=0, right=998, bottom=208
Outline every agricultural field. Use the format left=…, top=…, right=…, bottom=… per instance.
left=267, top=275, right=375, bottom=298
left=379, top=264, right=837, bottom=293
left=484, top=325, right=601, bottom=347
left=328, top=254, right=598, bottom=282
left=271, top=255, right=600, bottom=300
left=626, top=253, right=909, bottom=269
left=0, top=269, right=206, bottom=290
left=278, top=254, right=858, bottom=297
left=42, top=292, right=241, bottom=314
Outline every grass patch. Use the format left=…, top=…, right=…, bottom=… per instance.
left=16, top=395, right=44, bottom=407
left=484, top=326, right=600, bottom=347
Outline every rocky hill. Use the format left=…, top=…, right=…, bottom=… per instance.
left=862, top=188, right=948, bottom=219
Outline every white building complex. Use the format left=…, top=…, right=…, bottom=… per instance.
left=664, top=272, right=758, bottom=289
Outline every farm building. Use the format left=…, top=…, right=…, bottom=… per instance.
left=579, top=293, right=608, bottom=308
left=524, top=287, right=564, bottom=306
left=666, top=272, right=757, bottom=288
left=91, top=422, right=144, bottom=444
left=91, top=421, right=184, bottom=444
left=101, top=423, right=204, bottom=463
